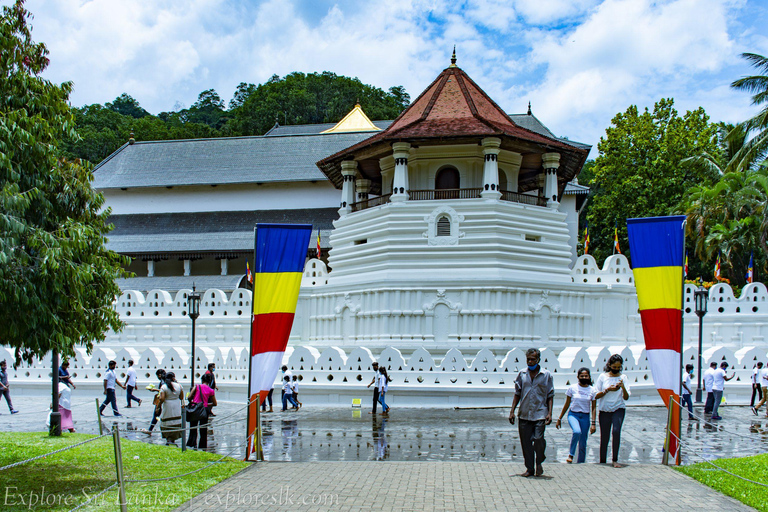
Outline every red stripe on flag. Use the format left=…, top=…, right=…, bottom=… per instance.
left=639, top=309, right=682, bottom=352
left=251, top=312, right=295, bottom=354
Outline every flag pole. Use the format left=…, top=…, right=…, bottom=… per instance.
left=677, top=219, right=687, bottom=465
left=245, top=226, right=258, bottom=461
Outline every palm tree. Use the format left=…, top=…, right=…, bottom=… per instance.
left=730, top=53, right=768, bottom=171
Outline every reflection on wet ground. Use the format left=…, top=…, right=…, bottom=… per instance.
left=4, top=395, right=768, bottom=465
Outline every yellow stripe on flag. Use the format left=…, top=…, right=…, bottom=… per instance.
left=633, top=266, right=682, bottom=311
left=252, top=272, right=303, bottom=315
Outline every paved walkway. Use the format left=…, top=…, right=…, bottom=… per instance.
left=175, top=462, right=754, bottom=511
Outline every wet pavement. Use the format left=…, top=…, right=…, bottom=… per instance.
left=2, top=392, right=768, bottom=466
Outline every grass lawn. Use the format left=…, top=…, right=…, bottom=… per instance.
left=0, top=432, right=249, bottom=511
left=677, top=453, right=768, bottom=511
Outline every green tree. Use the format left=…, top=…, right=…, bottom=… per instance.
left=106, top=93, right=150, bottom=119
left=226, top=71, right=410, bottom=135
left=0, top=0, right=127, bottom=365
left=181, top=89, right=228, bottom=129
left=586, top=98, right=720, bottom=264
left=730, top=53, right=768, bottom=171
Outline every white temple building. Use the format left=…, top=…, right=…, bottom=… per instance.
left=5, top=55, right=768, bottom=405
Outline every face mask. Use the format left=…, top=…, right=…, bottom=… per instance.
left=210, top=368, right=215, bottom=373
left=610, top=368, right=621, bottom=375
left=579, top=378, right=591, bottom=386
left=527, top=364, right=539, bottom=371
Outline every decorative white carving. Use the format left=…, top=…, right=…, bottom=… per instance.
left=529, top=290, right=561, bottom=314
left=423, top=289, right=462, bottom=312
left=423, top=206, right=465, bottom=246
left=335, top=293, right=361, bottom=315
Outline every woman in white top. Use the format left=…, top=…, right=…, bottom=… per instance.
left=556, top=367, right=597, bottom=463
left=377, top=367, right=392, bottom=416
left=157, top=372, right=184, bottom=445
left=595, top=354, right=630, bottom=468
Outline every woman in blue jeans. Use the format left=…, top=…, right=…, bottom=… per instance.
left=377, top=367, right=392, bottom=415
left=556, top=367, right=597, bottom=463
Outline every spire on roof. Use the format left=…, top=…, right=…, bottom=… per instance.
left=129, top=131, right=135, bottom=145
left=450, top=45, right=457, bottom=67
left=527, top=101, right=532, bottom=115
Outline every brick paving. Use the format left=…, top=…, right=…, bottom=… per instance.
left=175, top=461, right=754, bottom=511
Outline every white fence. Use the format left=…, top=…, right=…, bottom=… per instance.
left=3, top=344, right=764, bottom=407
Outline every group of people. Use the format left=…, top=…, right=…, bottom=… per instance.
left=259, top=365, right=303, bottom=413
left=751, top=361, right=768, bottom=417
left=509, top=349, right=631, bottom=476
left=366, top=362, right=392, bottom=416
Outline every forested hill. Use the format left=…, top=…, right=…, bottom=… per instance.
left=63, top=71, right=410, bottom=165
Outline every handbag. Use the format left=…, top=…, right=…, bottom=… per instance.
left=185, top=385, right=208, bottom=423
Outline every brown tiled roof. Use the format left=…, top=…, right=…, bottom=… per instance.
left=317, top=65, right=590, bottom=193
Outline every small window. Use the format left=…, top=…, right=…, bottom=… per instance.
left=525, top=235, right=540, bottom=242
left=437, top=216, right=451, bottom=237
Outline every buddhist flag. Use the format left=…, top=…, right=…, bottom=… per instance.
left=316, top=231, right=322, bottom=259
left=714, top=254, right=722, bottom=281
left=613, top=224, right=621, bottom=255
left=627, top=215, right=685, bottom=464
left=246, top=259, right=252, bottom=284
left=245, top=224, right=311, bottom=460
left=746, top=251, right=754, bottom=284
left=684, top=251, right=688, bottom=278
left=583, top=221, right=590, bottom=255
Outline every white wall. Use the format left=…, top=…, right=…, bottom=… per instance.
left=103, top=181, right=340, bottom=215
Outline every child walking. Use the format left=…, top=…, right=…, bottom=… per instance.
left=292, top=375, right=302, bottom=409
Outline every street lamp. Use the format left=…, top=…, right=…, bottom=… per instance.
left=694, top=282, right=709, bottom=403
left=188, top=285, right=201, bottom=390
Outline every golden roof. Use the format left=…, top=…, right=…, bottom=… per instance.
left=320, top=104, right=381, bottom=134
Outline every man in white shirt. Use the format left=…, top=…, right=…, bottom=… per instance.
left=367, top=362, right=380, bottom=415
left=710, top=361, right=735, bottom=420
left=125, top=359, right=142, bottom=408
left=751, top=362, right=764, bottom=410
left=753, top=366, right=768, bottom=416
left=682, top=364, right=694, bottom=420
left=703, top=362, right=718, bottom=416
left=99, top=360, right=126, bottom=417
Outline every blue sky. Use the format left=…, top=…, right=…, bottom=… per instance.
left=19, top=0, right=768, bottom=156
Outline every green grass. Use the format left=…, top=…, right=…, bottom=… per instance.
left=677, top=453, right=768, bottom=511
left=0, top=432, right=249, bottom=511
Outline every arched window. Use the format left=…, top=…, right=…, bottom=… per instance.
left=435, top=167, right=459, bottom=199
left=436, top=216, right=451, bottom=237
left=498, top=169, right=508, bottom=191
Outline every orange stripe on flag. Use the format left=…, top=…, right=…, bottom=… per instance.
left=658, top=389, right=681, bottom=464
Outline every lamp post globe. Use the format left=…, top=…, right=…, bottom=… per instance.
left=188, top=285, right=201, bottom=390
left=693, top=283, right=708, bottom=403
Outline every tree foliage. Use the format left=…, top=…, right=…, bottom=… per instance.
left=0, top=0, right=126, bottom=365
left=584, top=98, right=720, bottom=264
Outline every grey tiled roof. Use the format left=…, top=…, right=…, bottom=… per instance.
left=265, top=120, right=392, bottom=136
left=106, top=209, right=337, bottom=254
left=116, top=275, right=245, bottom=293
left=564, top=182, right=590, bottom=195
left=93, top=132, right=380, bottom=190
left=508, top=114, right=591, bottom=151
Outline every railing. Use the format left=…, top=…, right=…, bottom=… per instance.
left=349, top=189, right=546, bottom=212
left=408, top=188, right=484, bottom=200
left=350, top=194, right=392, bottom=212
left=500, top=189, right=548, bottom=207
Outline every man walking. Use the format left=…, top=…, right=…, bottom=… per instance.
left=367, top=362, right=379, bottom=415
left=0, top=360, right=19, bottom=414
left=100, top=360, right=126, bottom=417
left=125, top=360, right=141, bottom=408
left=509, top=348, right=554, bottom=477
left=751, top=362, right=764, bottom=409
left=703, top=362, right=718, bottom=416
left=710, top=361, right=734, bottom=420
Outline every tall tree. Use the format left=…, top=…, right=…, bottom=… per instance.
left=730, top=53, right=768, bottom=171
left=106, top=93, right=150, bottom=119
left=585, top=98, right=719, bottom=264
left=0, top=0, right=126, bottom=364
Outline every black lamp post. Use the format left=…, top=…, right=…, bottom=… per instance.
left=188, top=285, right=201, bottom=390
left=694, top=282, right=709, bottom=403
left=50, top=350, right=61, bottom=436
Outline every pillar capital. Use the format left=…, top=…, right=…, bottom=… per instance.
left=541, top=152, right=561, bottom=169
left=392, top=142, right=411, bottom=160
left=481, top=137, right=501, bottom=154
left=341, top=160, right=358, bottom=176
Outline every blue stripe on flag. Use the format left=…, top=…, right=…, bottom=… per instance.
left=626, top=216, right=686, bottom=268
left=255, top=224, right=313, bottom=273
